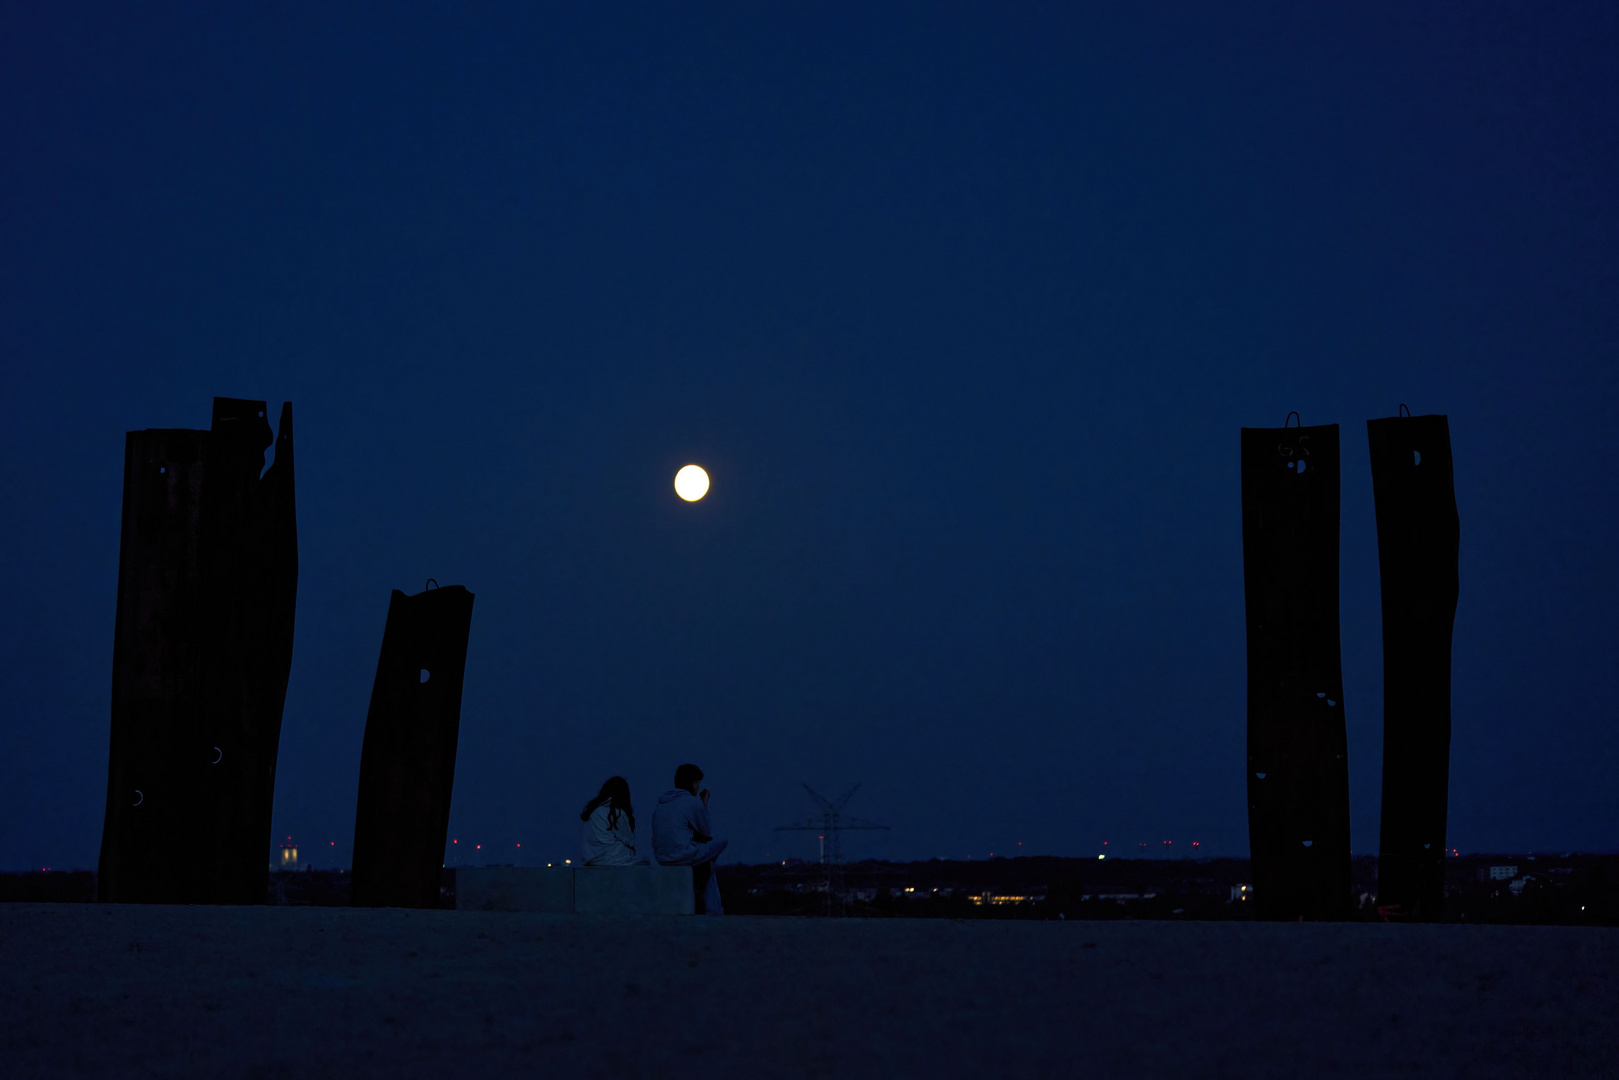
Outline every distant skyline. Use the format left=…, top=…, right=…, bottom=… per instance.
left=2, top=4, right=1616, bottom=871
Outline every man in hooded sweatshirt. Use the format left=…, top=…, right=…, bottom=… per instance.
left=652, top=763, right=728, bottom=915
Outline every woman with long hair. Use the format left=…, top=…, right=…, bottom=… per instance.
left=579, top=775, right=641, bottom=866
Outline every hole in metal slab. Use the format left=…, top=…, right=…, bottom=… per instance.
left=1414, top=450, right=1422, bottom=466
left=159, top=466, right=167, bottom=474
left=1317, top=692, right=1326, bottom=699
left=1327, top=699, right=1337, bottom=707
left=1302, top=840, right=1314, bottom=848
left=258, top=410, right=265, bottom=418
left=1296, top=459, right=1306, bottom=474
left=1255, top=772, right=1267, bottom=779
left=132, top=790, right=143, bottom=807
left=419, top=669, right=431, bottom=684
left=1423, top=843, right=1431, bottom=850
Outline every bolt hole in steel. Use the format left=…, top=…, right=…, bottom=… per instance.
left=419, top=669, right=431, bottom=684
left=132, top=790, right=143, bottom=807
left=1302, top=840, right=1314, bottom=848
left=211, top=747, right=222, bottom=764
left=159, top=466, right=167, bottom=474
left=1414, top=450, right=1422, bottom=465
left=1255, top=772, right=1267, bottom=779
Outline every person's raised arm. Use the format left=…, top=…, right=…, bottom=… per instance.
left=690, top=790, right=714, bottom=844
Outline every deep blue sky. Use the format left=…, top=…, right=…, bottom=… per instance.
left=2, top=4, right=1615, bottom=871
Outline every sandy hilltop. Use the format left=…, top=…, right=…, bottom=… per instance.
left=3, top=903, right=1614, bottom=1078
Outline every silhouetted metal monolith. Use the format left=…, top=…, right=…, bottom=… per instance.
left=1369, top=412, right=1459, bottom=920
left=98, top=399, right=298, bottom=904
left=351, top=584, right=475, bottom=909
left=1241, top=420, right=1351, bottom=920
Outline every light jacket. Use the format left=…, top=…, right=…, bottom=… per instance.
left=580, top=803, right=639, bottom=866
left=651, top=789, right=727, bottom=866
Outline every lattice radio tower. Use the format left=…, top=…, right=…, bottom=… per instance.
left=775, top=783, right=890, bottom=916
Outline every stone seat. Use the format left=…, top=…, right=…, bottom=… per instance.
left=454, top=865, right=695, bottom=914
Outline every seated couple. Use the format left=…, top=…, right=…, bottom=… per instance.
left=578, top=763, right=728, bottom=915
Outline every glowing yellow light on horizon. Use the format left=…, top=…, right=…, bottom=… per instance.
left=674, top=464, right=710, bottom=502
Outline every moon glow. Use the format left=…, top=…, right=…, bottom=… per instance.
left=674, top=464, right=710, bottom=502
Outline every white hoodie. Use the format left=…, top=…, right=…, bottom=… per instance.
left=580, top=803, right=640, bottom=866
left=651, top=789, right=727, bottom=866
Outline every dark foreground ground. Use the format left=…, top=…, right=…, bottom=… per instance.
left=2, top=904, right=1614, bottom=1079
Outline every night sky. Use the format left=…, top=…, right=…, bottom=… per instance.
left=3, top=4, right=1615, bottom=872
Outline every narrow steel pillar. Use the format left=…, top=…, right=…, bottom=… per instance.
left=1369, top=412, right=1459, bottom=920
left=1241, top=421, right=1351, bottom=920
left=351, top=584, right=476, bottom=909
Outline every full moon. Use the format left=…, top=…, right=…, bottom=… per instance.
left=674, top=464, right=710, bottom=502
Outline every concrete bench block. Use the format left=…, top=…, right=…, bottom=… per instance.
left=455, top=867, right=573, bottom=913
left=574, top=866, right=695, bottom=915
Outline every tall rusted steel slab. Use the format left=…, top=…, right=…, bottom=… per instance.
left=1369, top=414, right=1459, bottom=921
left=351, top=585, right=475, bottom=909
left=97, top=399, right=298, bottom=904
left=1241, top=422, right=1351, bottom=921
left=193, top=399, right=299, bottom=904
left=98, top=428, right=208, bottom=904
